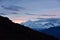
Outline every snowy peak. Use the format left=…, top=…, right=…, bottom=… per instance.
left=21, top=18, right=60, bottom=30
left=21, top=20, right=38, bottom=28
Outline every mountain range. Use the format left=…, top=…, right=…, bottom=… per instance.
left=40, top=26, right=60, bottom=39
left=0, top=16, right=58, bottom=40
left=21, top=18, right=60, bottom=30
left=21, top=18, right=60, bottom=39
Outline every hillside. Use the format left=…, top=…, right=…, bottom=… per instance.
left=40, top=26, right=60, bottom=39
left=0, top=16, right=59, bottom=40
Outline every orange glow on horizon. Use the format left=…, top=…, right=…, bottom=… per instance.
left=12, top=19, right=26, bottom=23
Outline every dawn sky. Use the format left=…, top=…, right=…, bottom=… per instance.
left=0, top=0, right=60, bottom=23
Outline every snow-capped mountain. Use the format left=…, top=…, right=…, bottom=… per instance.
left=21, top=20, right=40, bottom=28
left=21, top=18, right=60, bottom=30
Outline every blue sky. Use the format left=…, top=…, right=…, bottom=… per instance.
left=0, top=0, right=60, bottom=23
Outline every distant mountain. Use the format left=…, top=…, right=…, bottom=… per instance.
left=0, top=16, right=58, bottom=40
left=21, top=20, right=40, bottom=28
left=40, top=26, right=60, bottom=39
left=21, top=18, right=60, bottom=31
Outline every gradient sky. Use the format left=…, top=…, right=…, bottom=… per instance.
left=0, top=0, right=60, bottom=23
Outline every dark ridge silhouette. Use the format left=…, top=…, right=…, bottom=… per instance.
left=0, top=16, right=59, bottom=40
left=40, top=26, right=60, bottom=39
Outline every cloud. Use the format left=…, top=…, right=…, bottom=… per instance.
left=0, top=0, right=21, bottom=3
left=0, top=12, right=18, bottom=15
left=1, top=5, right=25, bottom=11
left=25, top=13, right=36, bottom=15
left=0, top=13, right=6, bottom=15
left=25, top=13, right=56, bottom=16
left=40, top=15, right=56, bottom=16
left=12, top=13, right=18, bottom=14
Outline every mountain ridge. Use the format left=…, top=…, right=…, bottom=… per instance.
left=21, top=18, right=60, bottom=30
left=0, top=16, right=59, bottom=40
left=40, top=26, right=60, bottom=39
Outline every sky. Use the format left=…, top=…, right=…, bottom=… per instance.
left=0, top=0, right=60, bottom=23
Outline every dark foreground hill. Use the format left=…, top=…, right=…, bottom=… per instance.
left=40, top=26, right=60, bottom=39
left=0, top=16, right=59, bottom=40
